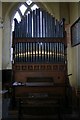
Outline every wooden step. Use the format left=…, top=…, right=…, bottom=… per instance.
left=20, top=114, right=60, bottom=120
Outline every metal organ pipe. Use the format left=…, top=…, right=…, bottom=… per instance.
left=14, top=8, right=65, bottom=38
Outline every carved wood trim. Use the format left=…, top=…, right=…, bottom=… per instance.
left=13, top=64, right=67, bottom=72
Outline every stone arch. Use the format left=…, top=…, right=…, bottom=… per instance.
left=2, top=2, right=21, bottom=69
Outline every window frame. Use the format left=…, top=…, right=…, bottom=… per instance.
left=71, top=17, right=80, bottom=47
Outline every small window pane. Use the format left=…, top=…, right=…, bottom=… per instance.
left=12, top=11, right=21, bottom=31
left=11, top=48, right=13, bottom=61
left=31, top=4, right=39, bottom=11
left=26, top=11, right=30, bottom=15
left=19, top=4, right=27, bottom=15
left=26, top=0, right=32, bottom=5
left=14, top=11, right=21, bottom=22
left=12, top=20, right=14, bottom=31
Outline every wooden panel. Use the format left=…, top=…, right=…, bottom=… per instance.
left=15, top=86, right=66, bottom=97
left=14, top=71, right=66, bottom=83
left=13, top=63, right=67, bottom=84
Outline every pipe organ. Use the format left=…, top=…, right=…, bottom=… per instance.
left=12, top=8, right=70, bottom=106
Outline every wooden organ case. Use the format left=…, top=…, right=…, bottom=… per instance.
left=12, top=8, right=71, bottom=117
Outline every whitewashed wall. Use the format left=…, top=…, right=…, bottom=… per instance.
left=69, top=2, right=80, bottom=89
